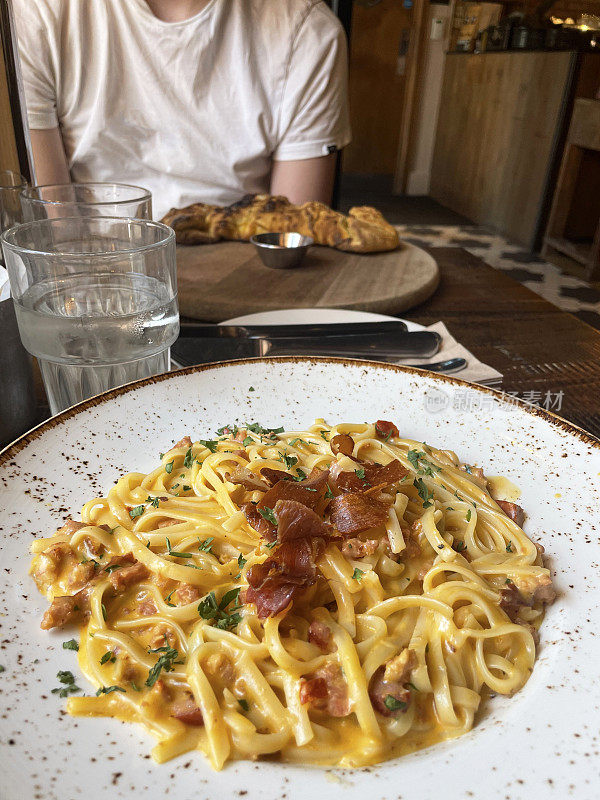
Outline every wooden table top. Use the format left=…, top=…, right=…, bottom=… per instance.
left=175, top=240, right=439, bottom=321
left=30, top=246, right=600, bottom=440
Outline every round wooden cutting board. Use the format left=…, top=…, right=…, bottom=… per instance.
left=176, top=240, right=439, bottom=321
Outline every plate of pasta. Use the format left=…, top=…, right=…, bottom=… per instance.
left=1, top=356, right=599, bottom=800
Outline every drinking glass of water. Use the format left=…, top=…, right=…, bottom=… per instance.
left=1, top=216, right=178, bottom=415
left=20, top=182, right=153, bottom=221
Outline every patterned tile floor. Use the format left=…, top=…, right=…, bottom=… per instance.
left=398, top=224, right=600, bottom=331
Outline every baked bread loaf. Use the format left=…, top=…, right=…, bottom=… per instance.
left=161, top=194, right=399, bottom=253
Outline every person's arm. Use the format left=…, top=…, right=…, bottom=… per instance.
left=269, top=153, right=336, bottom=205
left=29, top=128, right=70, bottom=185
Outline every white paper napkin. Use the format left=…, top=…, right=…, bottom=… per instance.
left=0, top=266, right=10, bottom=301
left=400, top=321, right=503, bottom=385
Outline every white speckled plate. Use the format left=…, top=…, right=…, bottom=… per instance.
left=1, top=358, right=599, bottom=800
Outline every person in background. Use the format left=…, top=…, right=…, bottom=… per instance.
left=13, top=0, right=351, bottom=220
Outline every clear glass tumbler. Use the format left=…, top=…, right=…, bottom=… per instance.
left=20, top=182, right=153, bottom=221
left=0, top=171, right=27, bottom=253
left=1, top=216, right=178, bottom=415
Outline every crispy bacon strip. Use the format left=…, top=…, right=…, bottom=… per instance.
left=260, top=467, right=294, bottom=487
left=228, top=466, right=269, bottom=492
left=332, top=459, right=406, bottom=494
left=375, top=420, right=399, bottom=439
left=496, top=500, right=526, bottom=528
left=274, top=499, right=331, bottom=542
left=330, top=434, right=354, bottom=456
left=258, top=468, right=330, bottom=517
left=245, top=537, right=324, bottom=618
left=242, top=502, right=277, bottom=541
left=329, top=492, right=389, bottom=535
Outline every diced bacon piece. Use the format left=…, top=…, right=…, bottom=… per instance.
left=307, top=620, right=333, bottom=652
left=500, top=574, right=555, bottom=622
left=369, top=664, right=411, bottom=716
left=375, top=420, right=399, bottom=439
left=205, top=652, right=235, bottom=682
left=332, top=459, right=407, bottom=494
left=233, top=449, right=249, bottom=461
left=228, top=466, right=269, bottom=492
left=245, top=537, right=324, bottom=618
left=258, top=468, right=330, bottom=518
left=105, top=554, right=149, bottom=592
left=499, top=581, right=526, bottom=622
left=173, top=582, right=201, bottom=606
left=496, top=500, right=526, bottom=528
left=329, top=493, right=389, bottom=535
left=82, top=536, right=104, bottom=558
left=260, top=467, right=294, bottom=487
left=274, top=499, right=331, bottom=542
left=340, top=538, right=379, bottom=558
left=57, top=520, right=87, bottom=537
left=157, top=518, right=179, bottom=528
left=383, top=649, right=416, bottom=684
left=330, top=434, right=355, bottom=456
left=171, top=436, right=192, bottom=450
left=299, top=676, right=328, bottom=704
left=40, top=584, right=93, bottom=630
left=66, top=560, right=97, bottom=590
left=242, top=502, right=277, bottom=541
left=149, top=625, right=176, bottom=649
left=395, top=522, right=422, bottom=561
left=139, top=598, right=157, bottom=616
left=171, top=697, right=204, bottom=726
left=300, top=662, right=350, bottom=717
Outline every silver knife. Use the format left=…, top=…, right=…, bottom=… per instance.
left=172, top=331, right=441, bottom=364
left=178, top=320, right=408, bottom=339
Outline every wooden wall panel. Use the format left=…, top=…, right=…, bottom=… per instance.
left=0, top=41, right=19, bottom=173
left=430, top=52, right=573, bottom=247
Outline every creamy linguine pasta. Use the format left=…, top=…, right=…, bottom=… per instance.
left=30, top=419, right=555, bottom=769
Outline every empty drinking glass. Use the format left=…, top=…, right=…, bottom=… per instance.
left=1, top=216, right=178, bottom=415
left=20, top=182, right=153, bottom=221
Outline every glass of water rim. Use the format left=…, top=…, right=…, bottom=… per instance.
left=0, top=216, right=178, bottom=416
left=0, top=170, right=27, bottom=241
left=20, top=182, right=153, bottom=221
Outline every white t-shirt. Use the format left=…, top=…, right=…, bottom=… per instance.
left=14, top=0, right=351, bottom=219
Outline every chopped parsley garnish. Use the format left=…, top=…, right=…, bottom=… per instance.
left=62, top=639, right=79, bottom=652
left=455, top=541, right=467, bottom=552
left=289, top=438, right=308, bottom=447
left=407, top=449, right=441, bottom=477
left=96, top=685, right=126, bottom=696
left=238, top=698, right=249, bottom=711
left=183, top=447, right=195, bottom=468
left=51, top=670, right=81, bottom=698
left=130, top=681, right=141, bottom=692
left=129, top=505, right=145, bottom=519
left=166, top=537, right=194, bottom=558
left=0, top=665, right=4, bottom=673
left=216, top=424, right=238, bottom=436
left=406, top=682, right=419, bottom=692
left=197, top=588, right=242, bottom=631
left=198, top=537, right=214, bottom=552
left=101, top=603, right=107, bottom=621
left=319, top=430, right=329, bottom=440
left=352, top=567, right=364, bottom=581
left=506, top=541, right=513, bottom=553
left=282, top=453, right=298, bottom=470
left=466, top=509, right=472, bottom=522
left=325, top=485, right=334, bottom=499
left=159, top=452, right=165, bottom=460
left=104, top=563, right=124, bottom=574
left=165, top=460, right=174, bottom=474
left=505, top=578, right=512, bottom=584
left=413, top=477, right=434, bottom=508
left=146, top=496, right=160, bottom=509
left=355, top=467, right=366, bottom=480
left=249, top=386, right=255, bottom=392
left=198, top=439, right=219, bottom=453
left=258, top=506, right=278, bottom=526
left=146, top=645, right=181, bottom=688
left=293, top=468, right=307, bottom=482
left=437, top=543, right=444, bottom=549
left=164, top=589, right=176, bottom=607
left=245, top=422, right=284, bottom=436
left=243, top=436, right=254, bottom=447
left=237, top=553, right=247, bottom=569
left=383, top=694, right=407, bottom=712
left=182, top=485, right=192, bottom=492
left=265, top=540, right=278, bottom=549
left=100, top=650, right=116, bottom=665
